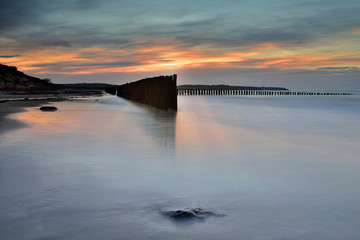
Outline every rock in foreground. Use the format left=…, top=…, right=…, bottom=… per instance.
left=161, top=207, right=224, bottom=220
left=40, top=106, right=58, bottom=111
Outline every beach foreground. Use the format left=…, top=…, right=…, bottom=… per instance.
left=0, top=91, right=104, bottom=134
left=1, top=94, right=360, bottom=240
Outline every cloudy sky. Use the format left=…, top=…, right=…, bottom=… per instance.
left=1, top=0, right=359, bottom=90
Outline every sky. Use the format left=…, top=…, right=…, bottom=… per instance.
left=0, top=0, right=360, bottom=90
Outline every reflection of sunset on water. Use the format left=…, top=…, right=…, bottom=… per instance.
left=13, top=106, right=76, bottom=135
left=10, top=98, right=172, bottom=148
left=175, top=97, right=240, bottom=155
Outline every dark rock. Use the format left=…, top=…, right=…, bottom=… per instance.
left=40, top=106, right=58, bottom=111
left=161, top=207, right=224, bottom=220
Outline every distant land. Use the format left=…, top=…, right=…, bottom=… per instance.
left=54, top=83, right=116, bottom=90
left=0, top=64, right=53, bottom=91
left=0, top=64, right=114, bottom=92
left=1, top=63, right=289, bottom=92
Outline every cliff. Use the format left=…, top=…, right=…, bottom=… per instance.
left=0, top=64, right=53, bottom=91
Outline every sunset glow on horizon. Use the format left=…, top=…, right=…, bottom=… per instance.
left=1, top=0, right=359, bottom=90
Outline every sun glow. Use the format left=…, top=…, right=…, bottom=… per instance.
left=1, top=37, right=359, bottom=76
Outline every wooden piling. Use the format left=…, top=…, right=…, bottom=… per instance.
left=117, top=74, right=177, bottom=111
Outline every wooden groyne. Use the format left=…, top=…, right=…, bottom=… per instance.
left=177, top=89, right=353, bottom=96
left=116, top=74, right=177, bottom=111
left=105, top=87, right=116, bottom=95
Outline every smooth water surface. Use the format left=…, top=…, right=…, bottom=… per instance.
left=1, top=95, right=360, bottom=240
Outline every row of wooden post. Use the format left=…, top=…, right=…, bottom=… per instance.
left=177, top=89, right=353, bottom=96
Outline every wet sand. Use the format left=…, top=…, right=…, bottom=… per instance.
left=0, top=99, right=57, bottom=135
left=0, top=91, right=104, bottom=135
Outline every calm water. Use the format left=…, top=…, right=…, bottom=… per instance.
left=1, top=95, right=360, bottom=240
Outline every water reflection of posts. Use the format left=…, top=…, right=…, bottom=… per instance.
left=125, top=99, right=177, bottom=151
left=145, top=108, right=177, bottom=150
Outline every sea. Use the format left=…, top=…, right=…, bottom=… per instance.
left=1, top=94, right=360, bottom=240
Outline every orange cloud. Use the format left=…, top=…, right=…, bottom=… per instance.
left=349, top=28, right=360, bottom=34
left=2, top=37, right=359, bottom=76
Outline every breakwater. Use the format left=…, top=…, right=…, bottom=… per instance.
left=105, top=87, right=116, bottom=95
left=177, top=89, right=353, bottom=96
left=116, top=74, right=177, bottom=111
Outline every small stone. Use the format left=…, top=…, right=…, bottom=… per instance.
left=40, top=106, right=58, bottom=111
left=161, top=207, right=224, bottom=220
